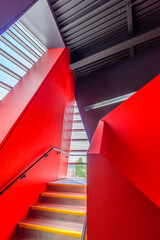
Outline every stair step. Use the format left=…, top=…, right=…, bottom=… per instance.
left=40, top=191, right=86, bottom=206
left=47, top=182, right=86, bottom=193
left=31, top=203, right=86, bottom=214
left=18, top=217, right=83, bottom=239
left=41, top=191, right=86, bottom=199
left=12, top=238, right=35, bottom=240
left=30, top=203, right=86, bottom=223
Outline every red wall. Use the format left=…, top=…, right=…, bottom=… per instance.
left=0, top=48, right=75, bottom=240
left=87, top=75, right=160, bottom=240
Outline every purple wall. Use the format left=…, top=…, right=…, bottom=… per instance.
left=75, top=45, right=160, bottom=141
left=0, top=0, right=38, bottom=34
left=20, top=0, right=65, bottom=49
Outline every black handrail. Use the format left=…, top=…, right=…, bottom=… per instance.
left=81, top=214, right=87, bottom=240
left=0, top=146, right=69, bottom=196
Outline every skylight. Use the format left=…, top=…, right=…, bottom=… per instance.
left=0, top=21, right=47, bottom=101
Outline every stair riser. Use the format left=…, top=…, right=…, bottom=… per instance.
left=47, top=185, right=86, bottom=194
left=40, top=196, right=86, bottom=206
left=29, top=209, right=85, bottom=223
left=17, top=228, right=81, bottom=240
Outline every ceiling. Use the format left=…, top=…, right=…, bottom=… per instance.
left=49, top=0, right=160, bottom=79
left=20, top=0, right=65, bottom=49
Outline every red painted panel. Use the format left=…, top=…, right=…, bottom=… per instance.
left=88, top=75, right=160, bottom=240
left=0, top=48, right=75, bottom=239
left=87, top=153, right=160, bottom=240
left=0, top=151, right=61, bottom=240
left=0, top=48, right=65, bottom=146
left=101, top=74, right=160, bottom=207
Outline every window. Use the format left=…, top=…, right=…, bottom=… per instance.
left=0, top=21, right=47, bottom=101
left=68, top=102, right=89, bottom=177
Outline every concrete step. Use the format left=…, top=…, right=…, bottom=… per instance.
left=47, top=182, right=86, bottom=194
left=29, top=203, right=86, bottom=223
left=17, top=217, right=83, bottom=240
left=12, top=238, right=35, bottom=240
left=39, top=191, right=86, bottom=206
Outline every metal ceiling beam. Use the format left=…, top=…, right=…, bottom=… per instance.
left=75, top=51, right=129, bottom=76
left=126, top=0, right=134, bottom=57
left=70, top=27, right=160, bottom=70
left=65, top=10, right=126, bottom=42
left=60, top=0, right=120, bottom=32
left=68, top=19, right=127, bottom=49
left=62, top=1, right=125, bottom=37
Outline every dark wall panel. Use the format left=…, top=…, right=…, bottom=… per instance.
left=75, top=45, right=160, bottom=141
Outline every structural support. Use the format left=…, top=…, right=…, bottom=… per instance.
left=70, top=27, right=160, bottom=70
left=126, top=0, right=134, bottom=57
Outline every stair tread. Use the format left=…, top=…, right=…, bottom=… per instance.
left=12, top=238, right=36, bottom=240
left=19, top=217, right=83, bottom=232
left=32, top=203, right=86, bottom=212
left=12, top=237, right=35, bottom=240
left=48, top=182, right=86, bottom=187
left=41, top=191, right=86, bottom=197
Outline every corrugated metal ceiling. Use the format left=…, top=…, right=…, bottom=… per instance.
left=50, top=0, right=160, bottom=78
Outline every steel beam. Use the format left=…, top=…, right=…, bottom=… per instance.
left=70, top=27, right=160, bottom=70
left=127, top=0, right=134, bottom=57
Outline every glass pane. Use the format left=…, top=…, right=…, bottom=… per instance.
left=68, top=102, right=89, bottom=177
left=70, top=151, right=87, bottom=155
left=0, top=20, right=47, bottom=101
left=0, top=87, right=9, bottom=100
left=73, top=114, right=81, bottom=121
left=67, top=164, right=86, bottom=178
left=74, top=107, right=79, bottom=113
left=70, top=141, right=89, bottom=150
left=2, top=32, right=38, bottom=62
left=69, top=155, right=87, bottom=163
left=0, top=70, right=18, bottom=87
left=1, top=41, right=33, bottom=69
left=9, top=26, right=42, bottom=57
left=71, top=130, right=88, bottom=139
left=0, top=55, right=26, bottom=77
left=72, top=122, right=84, bottom=129
left=16, top=22, right=46, bottom=52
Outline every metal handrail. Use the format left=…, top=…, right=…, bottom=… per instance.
left=53, top=147, right=69, bottom=156
left=81, top=214, right=87, bottom=240
left=0, top=146, right=69, bottom=196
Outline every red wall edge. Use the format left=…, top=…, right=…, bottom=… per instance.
left=87, top=75, right=160, bottom=240
left=0, top=48, right=75, bottom=239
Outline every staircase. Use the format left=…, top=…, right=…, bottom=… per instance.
left=13, top=179, right=86, bottom=239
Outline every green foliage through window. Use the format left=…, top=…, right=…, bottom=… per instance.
left=75, top=157, right=86, bottom=177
